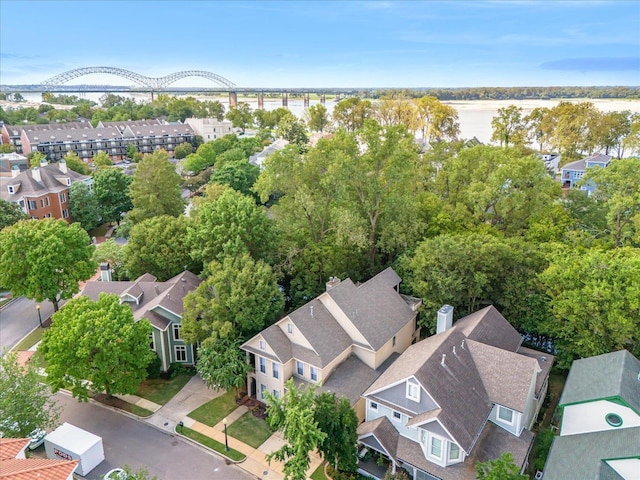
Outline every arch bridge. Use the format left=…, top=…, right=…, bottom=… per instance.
left=41, top=66, right=236, bottom=90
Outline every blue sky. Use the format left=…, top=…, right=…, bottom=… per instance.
left=1, top=0, right=639, bottom=88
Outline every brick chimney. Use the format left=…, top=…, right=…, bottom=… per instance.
left=31, top=167, right=42, bottom=183
left=58, top=159, right=68, bottom=174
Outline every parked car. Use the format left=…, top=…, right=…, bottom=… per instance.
left=104, top=468, right=127, bottom=480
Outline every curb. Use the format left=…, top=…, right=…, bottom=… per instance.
left=0, top=296, right=17, bottom=311
left=172, top=427, right=249, bottom=466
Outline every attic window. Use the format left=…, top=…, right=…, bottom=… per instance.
left=605, top=413, right=623, bottom=428
left=406, top=380, right=420, bottom=402
left=7, top=186, right=14, bottom=194
left=259, top=340, right=265, bottom=351
left=287, top=323, right=293, bottom=334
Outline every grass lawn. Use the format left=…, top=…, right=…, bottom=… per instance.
left=310, top=463, right=329, bottom=480
left=181, top=426, right=245, bottom=462
left=12, top=327, right=46, bottom=351
left=135, top=372, right=194, bottom=405
left=227, top=411, right=273, bottom=449
left=188, top=390, right=238, bottom=427
left=89, top=223, right=109, bottom=238
left=93, top=393, right=154, bottom=417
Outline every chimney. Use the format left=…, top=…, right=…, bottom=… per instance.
left=99, top=263, right=112, bottom=282
left=326, top=276, right=341, bottom=291
left=31, top=167, right=42, bottom=183
left=40, top=159, right=48, bottom=168
left=436, top=305, right=454, bottom=334
left=58, top=159, right=68, bottom=174
left=11, top=166, right=20, bottom=178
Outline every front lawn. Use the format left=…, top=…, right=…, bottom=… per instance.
left=188, top=390, right=238, bottom=427
left=135, top=372, right=194, bottom=405
left=181, top=426, right=245, bottom=462
left=227, top=411, right=273, bottom=449
left=93, top=393, right=154, bottom=417
left=310, top=463, right=329, bottom=480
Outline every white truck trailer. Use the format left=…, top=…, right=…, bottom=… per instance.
left=44, top=422, right=105, bottom=476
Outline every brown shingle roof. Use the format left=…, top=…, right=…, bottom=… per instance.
left=0, top=163, right=91, bottom=203
left=357, top=416, right=400, bottom=461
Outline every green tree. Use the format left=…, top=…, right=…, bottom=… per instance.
left=29, top=151, right=47, bottom=167
left=264, top=379, right=327, bottom=480
left=92, top=239, right=127, bottom=280
left=63, top=151, right=90, bottom=175
left=0, top=219, right=96, bottom=311
left=127, top=143, right=138, bottom=159
left=0, top=199, right=28, bottom=230
left=174, top=142, right=194, bottom=160
left=68, top=182, right=100, bottom=231
left=306, top=104, right=330, bottom=132
left=314, top=392, right=358, bottom=472
left=538, top=247, right=640, bottom=368
left=92, top=168, right=133, bottom=224
left=41, top=293, right=154, bottom=400
left=188, top=188, right=276, bottom=265
left=210, top=159, right=260, bottom=197
left=181, top=254, right=284, bottom=344
left=93, top=151, right=113, bottom=168
left=275, top=114, right=309, bottom=151
left=332, top=97, right=374, bottom=132
left=491, top=105, right=527, bottom=148
left=196, top=337, right=253, bottom=398
left=475, top=452, right=527, bottom=480
left=124, top=215, right=199, bottom=281
left=0, top=352, right=61, bottom=438
left=128, top=149, right=185, bottom=225
left=580, top=158, right=640, bottom=247
left=413, top=96, right=460, bottom=144
left=225, top=102, right=253, bottom=133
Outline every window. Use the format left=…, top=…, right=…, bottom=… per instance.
left=260, top=384, right=266, bottom=399
left=310, top=366, right=318, bottom=381
left=370, top=402, right=378, bottom=411
left=175, top=345, right=187, bottom=362
left=40, top=198, right=45, bottom=208
left=497, top=406, right=514, bottom=424
left=430, top=437, right=442, bottom=459
left=605, top=413, right=623, bottom=427
left=7, top=186, right=14, bottom=194
left=449, top=443, right=460, bottom=461
left=287, top=323, right=293, bottom=334
left=259, top=357, right=266, bottom=374
left=297, top=361, right=304, bottom=376
left=259, top=340, right=265, bottom=350
left=149, top=333, right=155, bottom=351
left=407, top=380, right=420, bottom=402
left=173, top=324, right=182, bottom=341
left=62, top=209, right=69, bottom=218
left=28, top=200, right=37, bottom=210
left=59, top=193, right=66, bottom=203
left=393, top=411, right=402, bottom=422
left=45, top=197, right=50, bottom=206
left=273, top=389, right=280, bottom=399
left=273, top=362, right=279, bottom=379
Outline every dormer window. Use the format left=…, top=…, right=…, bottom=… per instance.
left=7, top=186, right=14, bottom=194
left=497, top=405, right=514, bottom=425
left=406, top=379, right=420, bottom=402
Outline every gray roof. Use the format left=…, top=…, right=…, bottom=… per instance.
left=79, top=270, right=200, bottom=331
left=560, top=350, right=640, bottom=412
left=364, top=306, right=539, bottom=454
left=562, top=159, right=587, bottom=171
left=1, top=162, right=91, bottom=202
left=317, top=354, right=384, bottom=405
left=327, top=267, right=414, bottom=350
left=543, top=427, right=640, bottom=480
left=467, top=340, right=539, bottom=412
left=562, top=153, right=612, bottom=171
left=24, top=125, right=123, bottom=144
left=20, top=122, right=93, bottom=133
left=97, top=119, right=163, bottom=132
left=287, top=299, right=353, bottom=367
left=123, top=124, right=194, bottom=138
left=357, top=416, right=400, bottom=462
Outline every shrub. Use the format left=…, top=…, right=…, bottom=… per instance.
left=146, top=354, right=162, bottom=379
left=534, top=428, right=555, bottom=471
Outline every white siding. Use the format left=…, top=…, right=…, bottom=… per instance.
left=561, top=400, right=640, bottom=436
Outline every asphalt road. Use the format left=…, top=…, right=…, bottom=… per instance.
left=44, top=391, right=253, bottom=480
left=0, top=297, right=55, bottom=354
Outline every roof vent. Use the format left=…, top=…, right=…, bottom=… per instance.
left=82, top=134, right=87, bottom=138
left=452, top=346, right=456, bottom=355
left=441, top=354, right=446, bottom=366
left=154, top=285, right=159, bottom=295
left=310, top=305, right=314, bottom=317
left=461, top=339, right=465, bottom=350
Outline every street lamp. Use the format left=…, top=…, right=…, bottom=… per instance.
left=36, top=304, right=43, bottom=328
left=223, top=418, right=229, bottom=451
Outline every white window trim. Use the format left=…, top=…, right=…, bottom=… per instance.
left=392, top=411, right=402, bottom=422
left=287, top=323, right=293, bottom=334
left=370, top=402, right=378, bottom=411
left=296, top=361, right=304, bottom=376
left=259, top=357, right=266, bottom=374
left=497, top=405, right=514, bottom=425
left=429, top=436, right=443, bottom=460
left=174, top=345, right=187, bottom=362
left=259, top=340, right=266, bottom=351
left=173, top=324, right=181, bottom=341
left=310, top=366, right=318, bottom=382
left=149, top=333, right=155, bottom=351
left=406, top=380, right=420, bottom=402
left=448, top=442, right=461, bottom=462
left=272, top=362, right=279, bottom=379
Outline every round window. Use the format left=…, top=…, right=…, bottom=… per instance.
left=605, top=413, right=623, bottom=427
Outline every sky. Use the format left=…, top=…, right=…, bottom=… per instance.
left=1, top=0, right=639, bottom=88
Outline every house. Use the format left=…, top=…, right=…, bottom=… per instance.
left=541, top=153, right=560, bottom=175
left=0, top=437, right=78, bottom=480
left=249, top=138, right=289, bottom=169
left=79, top=270, right=201, bottom=372
left=184, top=117, right=233, bottom=142
left=241, top=268, right=422, bottom=420
left=358, top=305, right=553, bottom=480
left=560, top=153, right=611, bottom=194
left=543, top=350, right=640, bottom=480
left=0, top=159, right=92, bottom=222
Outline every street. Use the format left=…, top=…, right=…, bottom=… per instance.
left=0, top=297, right=54, bottom=354
left=43, top=391, right=253, bottom=480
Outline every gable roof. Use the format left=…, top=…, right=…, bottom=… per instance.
left=357, top=416, right=400, bottom=462
left=326, top=267, right=415, bottom=350
left=364, top=305, right=542, bottom=454
left=0, top=458, right=78, bottom=480
left=559, top=349, right=640, bottom=412
left=79, top=270, right=201, bottom=330
left=0, top=438, right=29, bottom=460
